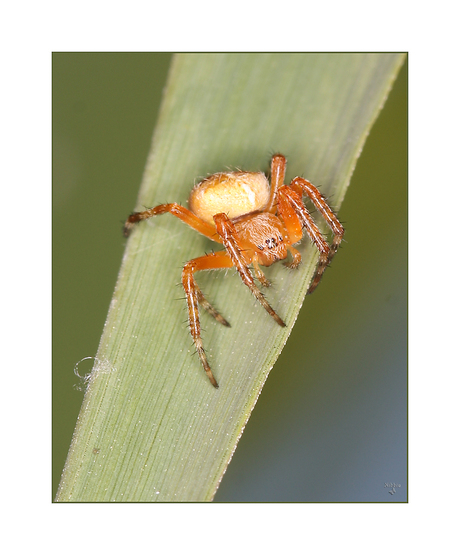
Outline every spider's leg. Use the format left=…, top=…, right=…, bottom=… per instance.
left=252, top=256, right=271, bottom=287
left=213, top=213, right=286, bottom=327
left=182, top=251, right=234, bottom=388
left=195, top=282, right=230, bottom=327
left=124, top=203, right=221, bottom=242
left=291, top=177, right=344, bottom=261
left=276, top=186, right=304, bottom=269
left=278, top=186, right=331, bottom=294
left=266, top=153, right=287, bottom=213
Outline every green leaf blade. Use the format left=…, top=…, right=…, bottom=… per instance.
left=56, top=53, right=405, bottom=502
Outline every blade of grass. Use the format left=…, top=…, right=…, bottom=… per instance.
left=56, top=53, right=406, bottom=502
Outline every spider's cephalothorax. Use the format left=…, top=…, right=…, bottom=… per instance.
left=124, top=154, right=344, bottom=388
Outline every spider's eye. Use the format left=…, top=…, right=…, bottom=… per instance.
left=265, top=237, right=277, bottom=249
left=257, top=244, right=264, bottom=251
left=278, top=235, right=283, bottom=242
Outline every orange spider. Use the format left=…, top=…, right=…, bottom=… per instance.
left=124, top=154, right=344, bottom=388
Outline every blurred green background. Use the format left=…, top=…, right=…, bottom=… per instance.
left=53, top=53, right=407, bottom=501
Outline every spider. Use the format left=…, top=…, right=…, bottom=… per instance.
left=124, top=154, right=344, bottom=388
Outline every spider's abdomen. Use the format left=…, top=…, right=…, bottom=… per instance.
left=189, top=171, right=270, bottom=226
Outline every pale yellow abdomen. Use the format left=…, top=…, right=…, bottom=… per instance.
left=189, top=171, right=270, bottom=226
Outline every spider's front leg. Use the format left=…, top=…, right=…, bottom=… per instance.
left=213, top=213, right=286, bottom=327
left=182, top=251, right=234, bottom=388
left=279, top=178, right=344, bottom=293
left=290, top=177, right=344, bottom=292
left=278, top=186, right=330, bottom=291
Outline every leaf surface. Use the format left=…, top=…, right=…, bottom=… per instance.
left=56, top=53, right=405, bottom=501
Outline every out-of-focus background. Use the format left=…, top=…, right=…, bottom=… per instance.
left=53, top=53, right=407, bottom=501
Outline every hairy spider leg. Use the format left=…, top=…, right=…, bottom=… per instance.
left=194, top=282, right=231, bottom=328
left=266, top=153, right=287, bottom=213
left=275, top=186, right=305, bottom=268
left=291, top=177, right=344, bottom=259
left=278, top=186, right=331, bottom=293
left=124, top=203, right=221, bottom=242
left=213, top=213, right=286, bottom=328
left=182, top=251, right=236, bottom=388
left=251, top=257, right=271, bottom=287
